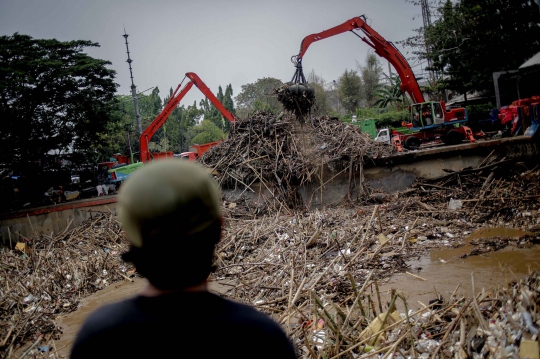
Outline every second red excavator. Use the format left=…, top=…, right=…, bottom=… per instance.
left=287, top=15, right=475, bottom=150
left=140, top=72, right=237, bottom=162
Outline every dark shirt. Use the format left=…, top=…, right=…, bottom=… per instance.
left=70, top=291, right=297, bottom=358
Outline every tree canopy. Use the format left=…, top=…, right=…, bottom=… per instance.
left=357, top=51, right=383, bottom=107
left=0, top=33, right=118, bottom=170
left=235, top=77, right=283, bottom=117
left=306, top=70, right=331, bottom=116
left=405, top=0, right=540, bottom=96
left=338, top=70, right=363, bottom=113
left=190, top=120, right=226, bottom=145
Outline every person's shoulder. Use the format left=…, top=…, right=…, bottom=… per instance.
left=80, top=296, right=140, bottom=331
left=215, top=295, right=286, bottom=332
left=210, top=295, right=296, bottom=357
left=71, top=297, right=141, bottom=358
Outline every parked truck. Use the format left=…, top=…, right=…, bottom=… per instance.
left=178, top=140, right=224, bottom=160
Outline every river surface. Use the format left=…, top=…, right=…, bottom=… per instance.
left=53, top=226, right=540, bottom=357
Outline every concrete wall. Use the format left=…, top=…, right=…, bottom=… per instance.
left=1, top=202, right=117, bottom=244
left=3, top=137, right=539, bottom=240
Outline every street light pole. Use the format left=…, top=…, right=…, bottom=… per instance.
left=122, top=29, right=142, bottom=136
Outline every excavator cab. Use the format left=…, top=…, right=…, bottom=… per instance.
left=409, top=102, right=443, bottom=129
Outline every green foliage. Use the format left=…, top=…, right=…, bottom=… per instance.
left=357, top=51, right=383, bottom=107
left=148, top=138, right=171, bottom=152
left=411, top=0, right=540, bottom=96
left=190, top=120, right=226, bottom=145
left=372, top=110, right=410, bottom=128
left=307, top=70, right=331, bottom=116
left=373, top=74, right=405, bottom=109
left=115, top=87, right=163, bottom=158
left=223, top=85, right=235, bottom=115
left=175, top=102, right=203, bottom=152
left=235, top=77, right=283, bottom=117
left=355, top=107, right=390, bottom=120
left=139, top=87, right=163, bottom=128
left=199, top=97, right=221, bottom=129
left=338, top=70, right=363, bottom=113
left=342, top=107, right=408, bottom=128
left=0, top=33, right=118, bottom=170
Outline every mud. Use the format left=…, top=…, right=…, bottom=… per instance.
left=379, top=227, right=538, bottom=311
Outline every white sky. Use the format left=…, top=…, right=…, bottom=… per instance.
left=0, top=0, right=425, bottom=107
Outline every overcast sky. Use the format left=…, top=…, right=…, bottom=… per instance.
left=0, top=0, right=425, bottom=107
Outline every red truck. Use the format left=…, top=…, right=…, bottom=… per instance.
left=178, top=140, right=223, bottom=160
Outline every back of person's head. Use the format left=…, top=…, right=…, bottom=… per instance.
left=118, top=159, right=222, bottom=290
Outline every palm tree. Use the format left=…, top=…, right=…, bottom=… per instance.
left=373, top=74, right=405, bottom=109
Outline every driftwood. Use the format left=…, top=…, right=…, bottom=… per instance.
left=4, top=130, right=540, bottom=358
left=0, top=213, right=134, bottom=357
left=200, top=112, right=396, bottom=211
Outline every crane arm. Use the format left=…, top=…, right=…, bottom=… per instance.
left=139, top=72, right=237, bottom=163
left=293, top=15, right=425, bottom=104
left=186, top=72, right=237, bottom=124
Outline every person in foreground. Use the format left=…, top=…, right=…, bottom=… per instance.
left=70, top=160, right=297, bottom=359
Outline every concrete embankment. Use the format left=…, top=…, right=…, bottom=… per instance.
left=0, top=196, right=117, bottom=244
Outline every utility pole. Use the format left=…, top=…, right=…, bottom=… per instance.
left=420, top=0, right=435, bottom=82
left=122, top=29, right=142, bottom=136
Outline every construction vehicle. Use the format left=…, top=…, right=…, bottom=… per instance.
left=140, top=72, right=237, bottom=162
left=178, top=140, right=224, bottom=160
left=287, top=15, right=475, bottom=151
left=498, top=96, right=540, bottom=137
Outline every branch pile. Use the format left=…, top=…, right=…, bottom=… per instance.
left=0, top=213, right=133, bottom=357
left=212, top=152, right=540, bottom=358
left=274, top=83, right=316, bottom=120
left=214, top=199, right=540, bottom=358
left=200, top=112, right=396, bottom=210
left=399, top=152, right=540, bottom=225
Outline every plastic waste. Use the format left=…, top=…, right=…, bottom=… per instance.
left=22, top=294, right=35, bottom=304
left=415, top=339, right=439, bottom=354
left=448, top=198, right=463, bottom=211
left=521, top=308, right=538, bottom=335
left=470, top=335, right=485, bottom=353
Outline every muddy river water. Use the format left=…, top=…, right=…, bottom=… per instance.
left=53, top=227, right=540, bottom=357
left=379, top=227, right=540, bottom=310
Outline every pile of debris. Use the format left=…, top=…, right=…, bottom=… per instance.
left=213, top=199, right=540, bottom=358
left=200, top=112, right=396, bottom=210
left=4, top=146, right=540, bottom=358
left=399, top=152, right=540, bottom=226
left=0, top=213, right=133, bottom=357
left=274, top=83, right=316, bottom=120
left=212, top=151, right=540, bottom=358
left=309, top=116, right=396, bottom=162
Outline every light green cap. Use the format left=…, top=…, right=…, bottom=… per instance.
left=118, top=159, right=221, bottom=248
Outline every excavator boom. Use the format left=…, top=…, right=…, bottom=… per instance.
left=185, top=72, right=237, bottom=124
left=293, top=15, right=425, bottom=104
left=140, top=72, right=237, bottom=163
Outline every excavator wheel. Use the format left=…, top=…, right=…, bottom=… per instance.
left=444, top=129, right=465, bottom=145
left=404, top=136, right=421, bottom=150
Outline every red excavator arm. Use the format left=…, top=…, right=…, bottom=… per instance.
left=140, top=72, right=237, bottom=163
left=291, top=15, right=425, bottom=104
